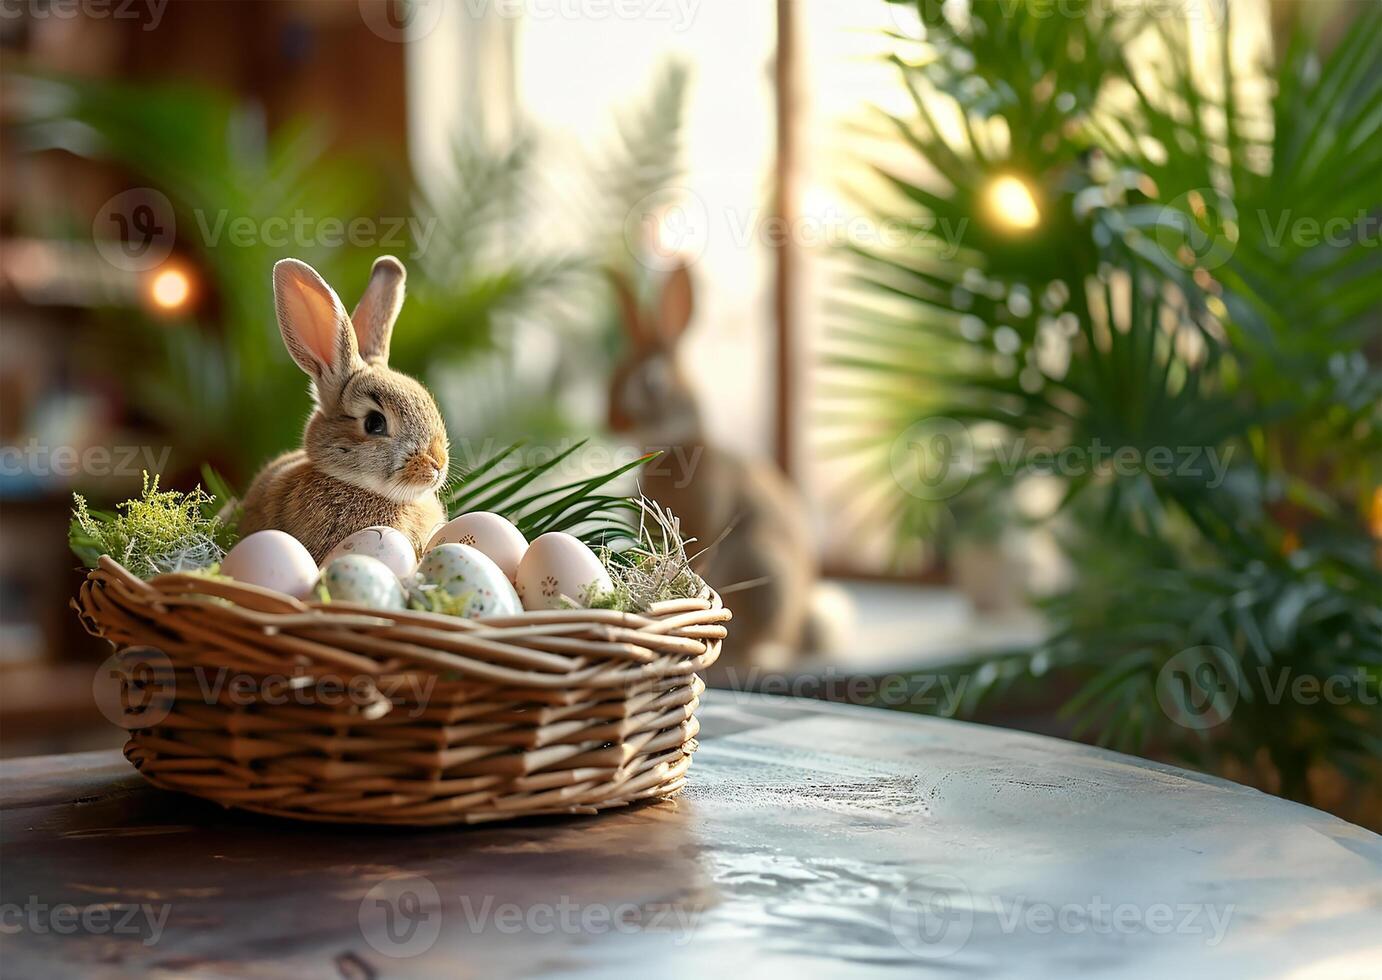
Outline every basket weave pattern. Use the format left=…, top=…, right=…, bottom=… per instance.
left=74, top=557, right=727, bottom=825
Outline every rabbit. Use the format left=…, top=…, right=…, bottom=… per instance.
left=607, top=261, right=848, bottom=675
left=238, top=256, right=449, bottom=563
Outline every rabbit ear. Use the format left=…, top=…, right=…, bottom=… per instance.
left=606, top=267, right=654, bottom=346
left=657, top=262, right=694, bottom=346
left=273, top=259, right=360, bottom=401
left=350, top=255, right=406, bottom=364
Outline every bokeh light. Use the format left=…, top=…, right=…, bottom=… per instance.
left=985, top=175, right=1041, bottom=232
left=146, top=265, right=192, bottom=313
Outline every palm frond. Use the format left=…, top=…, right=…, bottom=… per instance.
left=445, top=442, right=649, bottom=553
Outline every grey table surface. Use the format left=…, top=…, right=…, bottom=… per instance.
left=1, top=693, right=1379, bottom=979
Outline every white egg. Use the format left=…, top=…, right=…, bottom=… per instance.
left=322, top=526, right=417, bottom=579
left=515, top=532, right=613, bottom=611
left=319, top=555, right=406, bottom=609
left=417, top=543, right=522, bottom=618
left=425, top=512, right=528, bottom=581
left=220, top=530, right=319, bottom=599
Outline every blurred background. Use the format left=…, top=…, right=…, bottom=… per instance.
left=0, top=0, right=1377, bottom=826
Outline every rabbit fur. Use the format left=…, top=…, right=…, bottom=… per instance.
left=238, top=257, right=448, bottom=563
left=607, top=262, right=825, bottom=672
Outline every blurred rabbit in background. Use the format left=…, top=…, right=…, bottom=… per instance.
left=607, top=262, right=850, bottom=676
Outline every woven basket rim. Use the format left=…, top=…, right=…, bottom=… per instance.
left=71, top=556, right=728, bottom=825
left=74, top=555, right=729, bottom=686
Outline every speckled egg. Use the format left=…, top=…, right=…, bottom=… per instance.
left=425, top=512, right=528, bottom=581
left=417, top=543, right=522, bottom=618
left=319, top=555, right=406, bottom=609
left=515, top=532, right=613, bottom=611
left=322, top=526, right=417, bottom=579
left=219, top=530, right=319, bottom=599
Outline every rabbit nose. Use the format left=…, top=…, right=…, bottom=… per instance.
left=405, top=451, right=446, bottom=485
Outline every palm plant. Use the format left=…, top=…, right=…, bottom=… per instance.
left=827, top=1, right=1381, bottom=805
left=13, top=76, right=380, bottom=471
left=12, top=60, right=691, bottom=486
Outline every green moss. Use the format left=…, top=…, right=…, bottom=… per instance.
left=70, top=472, right=233, bottom=579
left=407, top=582, right=474, bottom=617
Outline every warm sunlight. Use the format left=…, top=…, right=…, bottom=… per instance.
left=985, top=174, right=1041, bottom=232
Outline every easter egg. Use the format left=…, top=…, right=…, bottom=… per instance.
left=220, top=530, right=319, bottom=599
left=319, top=555, right=406, bottom=610
left=514, top=532, right=612, bottom=610
left=322, top=526, right=417, bottom=579
left=417, top=543, right=522, bottom=618
left=425, top=512, right=528, bottom=581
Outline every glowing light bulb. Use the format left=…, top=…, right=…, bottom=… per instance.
left=986, top=175, right=1041, bottom=232
left=148, top=267, right=191, bottom=312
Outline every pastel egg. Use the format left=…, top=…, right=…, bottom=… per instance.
left=426, top=512, right=528, bottom=581
left=515, top=532, right=612, bottom=611
left=319, top=555, right=406, bottom=609
left=323, top=526, right=417, bottom=579
left=220, top=530, right=319, bottom=599
left=418, top=543, right=522, bottom=618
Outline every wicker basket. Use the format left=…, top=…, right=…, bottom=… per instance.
left=72, top=556, right=728, bottom=826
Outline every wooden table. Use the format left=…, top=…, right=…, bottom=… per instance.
left=2, top=694, right=1379, bottom=978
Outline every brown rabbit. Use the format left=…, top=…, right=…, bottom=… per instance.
left=608, top=262, right=834, bottom=673
left=238, top=257, right=449, bottom=562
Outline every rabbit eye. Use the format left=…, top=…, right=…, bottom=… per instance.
left=364, top=410, right=388, bottom=436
